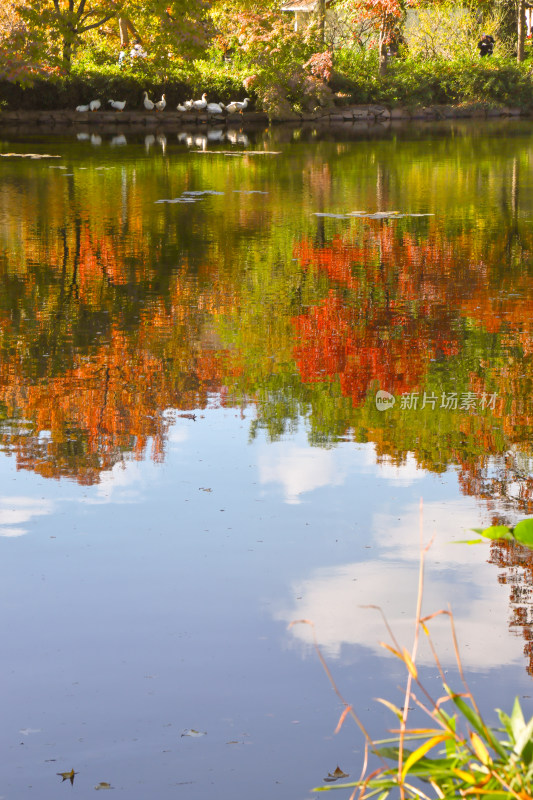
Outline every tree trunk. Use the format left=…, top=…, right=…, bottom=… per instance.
left=62, top=37, right=72, bottom=71
left=379, top=41, right=388, bottom=76
left=316, top=0, right=326, bottom=48
left=518, top=0, right=526, bottom=62
left=118, top=17, right=136, bottom=48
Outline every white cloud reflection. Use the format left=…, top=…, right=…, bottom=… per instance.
left=258, top=444, right=345, bottom=504
left=279, top=499, right=524, bottom=670
left=92, top=461, right=143, bottom=502
left=0, top=497, right=53, bottom=537
left=259, top=442, right=429, bottom=505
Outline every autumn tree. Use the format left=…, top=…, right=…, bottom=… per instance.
left=347, top=0, right=409, bottom=75
left=17, top=0, right=119, bottom=70
left=0, top=0, right=53, bottom=83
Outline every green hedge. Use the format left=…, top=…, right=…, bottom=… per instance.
left=333, top=51, right=533, bottom=107
left=0, top=61, right=247, bottom=110
left=2, top=52, right=533, bottom=111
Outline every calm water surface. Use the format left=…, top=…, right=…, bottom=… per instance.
left=1, top=120, right=533, bottom=798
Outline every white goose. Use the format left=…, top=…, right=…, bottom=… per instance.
left=176, top=103, right=188, bottom=112
left=89, top=99, right=101, bottom=111
left=207, top=102, right=225, bottom=115
left=155, top=94, right=166, bottom=111
left=108, top=99, right=126, bottom=111
left=143, top=91, right=155, bottom=111
left=76, top=104, right=90, bottom=112
left=191, top=93, right=207, bottom=111
left=225, top=97, right=250, bottom=114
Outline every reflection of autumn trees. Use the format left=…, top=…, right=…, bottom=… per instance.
left=292, top=225, right=467, bottom=401
left=289, top=221, right=533, bottom=510
left=292, top=222, right=482, bottom=402
left=489, top=539, right=533, bottom=676
left=1, top=147, right=533, bottom=498
left=0, top=226, right=238, bottom=482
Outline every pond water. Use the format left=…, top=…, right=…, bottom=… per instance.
left=1, top=119, right=533, bottom=799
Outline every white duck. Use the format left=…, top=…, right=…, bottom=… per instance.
left=108, top=99, right=126, bottom=111
left=225, top=97, right=250, bottom=114
left=89, top=99, right=101, bottom=111
left=76, top=104, right=90, bottom=112
left=206, top=102, right=225, bottom=115
left=111, top=134, right=127, bottom=146
left=155, top=94, right=166, bottom=111
left=191, top=93, right=207, bottom=111
left=143, top=91, right=155, bottom=111
left=176, top=103, right=188, bottom=112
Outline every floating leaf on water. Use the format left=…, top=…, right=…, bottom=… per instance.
left=194, top=150, right=281, bottom=156
left=513, top=519, right=533, bottom=546
left=57, top=769, right=78, bottom=785
left=182, top=190, right=224, bottom=196
left=313, top=213, right=350, bottom=219
left=324, top=766, right=349, bottom=782
left=366, top=212, right=406, bottom=219
left=181, top=729, right=207, bottom=737
left=453, top=538, right=483, bottom=545
left=154, top=198, right=196, bottom=204
left=94, top=782, right=113, bottom=790
left=476, top=525, right=513, bottom=541
left=1, top=153, right=60, bottom=159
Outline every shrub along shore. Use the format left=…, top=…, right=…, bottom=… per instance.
left=2, top=52, right=533, bottom=122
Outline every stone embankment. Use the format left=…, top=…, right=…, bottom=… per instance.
left=0, top=103, right=528, bottom=130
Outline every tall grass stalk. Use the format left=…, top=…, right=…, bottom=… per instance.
left=291, top=500, right=533, bottom=800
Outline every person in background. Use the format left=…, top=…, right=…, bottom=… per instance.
left=477, top=33, right=495, bottom=56
left=130, top=40, right=147, bottom=61
left=118, top=50, right=126, bottom=68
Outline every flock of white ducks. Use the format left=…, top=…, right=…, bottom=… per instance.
left=77, top=94, right=249, bottom=114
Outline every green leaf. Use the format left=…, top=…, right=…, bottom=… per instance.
left=453, top=538, right=483, bottom=545
left=513, top=713, right=533, bottom=761
left=497, top=708, right=514, bottom=742
left=478, top=525, right=513, bottom=541
left=510, top=696, right=526, bottom=741
left=447, top=691, right=506, bottom=759
left=513, top=519, right=533, bottom=547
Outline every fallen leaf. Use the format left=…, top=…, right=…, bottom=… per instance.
left=324, top=766, right=349, bottom=782
left=57, top=769, right=78, bottom=785
left=181, top=729, right=206, bottom=737
left=95, top=782, right=112, bottom=790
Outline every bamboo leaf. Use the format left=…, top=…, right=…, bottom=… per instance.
left=510, top=696, right=526, bottom=741
left=402, top=734, right=449, bottom=780
left=447, top=692, right=506, bottom=758
left=470, top=732, right=492, bottom=765
left=375, top=698, right=403, bottom=720
left=402, top=648, right=418, bottom=679
left=379, top=642, right=404, bottom=660
left=452, top=768, right=477, bottom=784
left=513, top=714, right=533, bottom=760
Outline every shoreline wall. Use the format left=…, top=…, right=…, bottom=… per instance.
left=0, top=104, right=529, bottom=130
